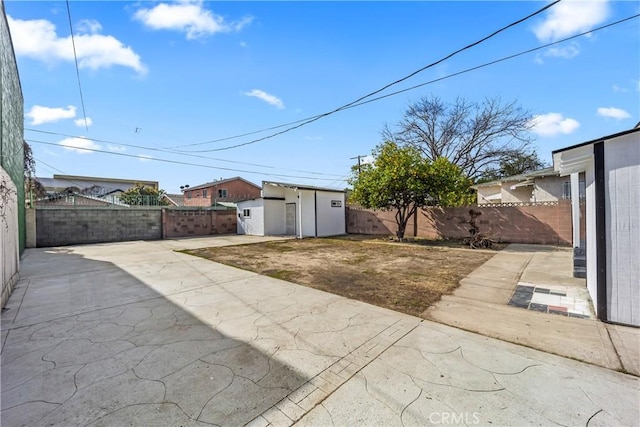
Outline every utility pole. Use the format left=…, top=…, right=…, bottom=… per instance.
left=350, top=155, right=366, bottom=174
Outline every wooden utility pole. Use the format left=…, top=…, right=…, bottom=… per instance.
left=350, top=155, right=366, bottom=174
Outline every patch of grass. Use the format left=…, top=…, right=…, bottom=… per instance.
left=264, top=269, right=296, bottom=281
left=183, top=236, right=496, bottom=317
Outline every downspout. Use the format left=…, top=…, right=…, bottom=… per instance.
left=594, top=141, right=608, bottom=322
left=570, top=172, right=580, bottom=247
left=298, top=190, right=303, bottom=239
left=314, top=191, right=318, bottom=237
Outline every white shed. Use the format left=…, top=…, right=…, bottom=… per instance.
left=553, top=126, right=640, bottom=327
left=237, top=181, right=346, bottom=238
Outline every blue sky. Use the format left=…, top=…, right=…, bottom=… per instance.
left=7, top=0, right=640, bottom=193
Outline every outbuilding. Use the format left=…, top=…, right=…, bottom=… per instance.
left=237, top=181, right=346, bottom=238
left=552, top=126, right=639, bottom=327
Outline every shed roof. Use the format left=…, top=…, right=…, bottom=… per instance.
left=552, top=127, right=640, bottom=155
left=473, top=167, right=557, bottom=188
left=263, top=181, right=345, bottom=193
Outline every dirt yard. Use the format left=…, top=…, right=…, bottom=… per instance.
left=183, top=236, right=499, bottom=317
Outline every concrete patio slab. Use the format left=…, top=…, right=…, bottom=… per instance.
left=2, top=236, right=639, bottom=426
left=425, top=243, right=640, bottom=376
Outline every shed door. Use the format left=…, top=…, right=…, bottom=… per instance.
left=285, top=203, right=296, bottom=235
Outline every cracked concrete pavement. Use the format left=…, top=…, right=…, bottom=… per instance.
left=2, top=236, right=639, bottom=426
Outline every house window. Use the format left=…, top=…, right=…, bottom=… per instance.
left=562, top=181, right=586, bottom=200
left=186, top=192, right=191, bottom=199
left=562, top=181, right=571, bottom=199
left=203, top=189, right=208, bottom=197
left=243, top=208, right=251, bottom=218
left=218, top=189, right=227, bottom=198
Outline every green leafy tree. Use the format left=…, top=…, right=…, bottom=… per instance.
left=119, top=184, right=169, bottom=206
left=349, top=141, right=472, bottom=240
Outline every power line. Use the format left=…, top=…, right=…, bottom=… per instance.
left=174, top=12, right=639, bottom=154
left=33, top=157, right=96, bottom=189
left=24, top=128, right=344, bottom=178
left=65, top=0, right=89, bottom=132
left=332, top=14, right=640, bottom=111
left=26, top=139, right=349, bottom=183
left=169, top=0, right=561, bottom=151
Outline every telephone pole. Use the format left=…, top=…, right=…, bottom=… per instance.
left=350, top=155, right=366, bottom=174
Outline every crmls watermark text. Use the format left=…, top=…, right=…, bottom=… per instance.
left=428, top=412, right=481, bottom=425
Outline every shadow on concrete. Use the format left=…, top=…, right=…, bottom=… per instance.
left=1, top=247, right=309, bottom=426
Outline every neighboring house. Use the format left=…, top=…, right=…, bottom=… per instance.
left=38, top=174, right=158, bottom=193
left=474, top=167, right=584, bottom=205
left=237, top=181, right=346, bottom=238
left=35, top=193, right=129, bottom=207
left=182, top=177, right=261, bottom=207
left=164, top=193, right=185, bottom=207
left=553, top=126, right=640, bottom=327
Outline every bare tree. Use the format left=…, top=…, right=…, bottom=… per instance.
left=382, top=96, right=533, bottom=179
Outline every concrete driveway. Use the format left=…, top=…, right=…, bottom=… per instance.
left=2, top=236, right=639, bottom=426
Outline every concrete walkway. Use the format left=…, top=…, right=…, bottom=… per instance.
left=2, top=237, right=639, bottom=426
left=425, top=244, right=640, bottom=376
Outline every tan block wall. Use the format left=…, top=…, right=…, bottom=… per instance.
left=162, top=209, right=237, bottom=238
left=347, top=200, right=572, bottom=246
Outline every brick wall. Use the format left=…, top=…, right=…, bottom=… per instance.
left=183, top=179, right=261, bottom=207
left=347, top=201, right=572, bottom=246
left=162, top=209, right=237, bottom=238
left=36, top=209, right=162, bottom=247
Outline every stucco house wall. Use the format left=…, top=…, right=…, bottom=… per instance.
left=534, top=175, right=568, bottom=202
left=476, top=169, right=569, bottom=205
left=553, top=127, right=640, bottom=327
left=238, top=182, right=345, bottom=238
left=237, top=199, right=265, bottom=236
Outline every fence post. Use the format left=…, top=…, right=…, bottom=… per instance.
left=161, top=208, right=166, bottom=239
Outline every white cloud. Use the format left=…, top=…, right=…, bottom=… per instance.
left=59, top=137, right=101, bottom=154
left=535, top=43, right=581, bottom=64
left=137, top=154, right=153, bottom=162
left=74, top=117, right=93, bottom=127
left=529, top=113, right=580, bottom=137
left=26, top=105, right=76, bottom=125
left=545, top=44, right=580, bottom=59
left=134, top=0, right=253, bottom=40
left=7, top=16, right=147, bottom=74
left=243, top=89, right=284, bottom=109
left=612, top=84, right=628, bottom=93
left=533, top=0, right=610, bottom=42
left=76, top=19, right=102, bottom=34
left=597, top=107, right=631, bottom=120
left=107, top=144, right=126, bottom=152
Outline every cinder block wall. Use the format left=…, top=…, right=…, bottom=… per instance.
left=347, top=201, right=572, bottom=246
left=36, top=209, right=162, bottom=247
left=163, top=209, right=237, bottom=238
